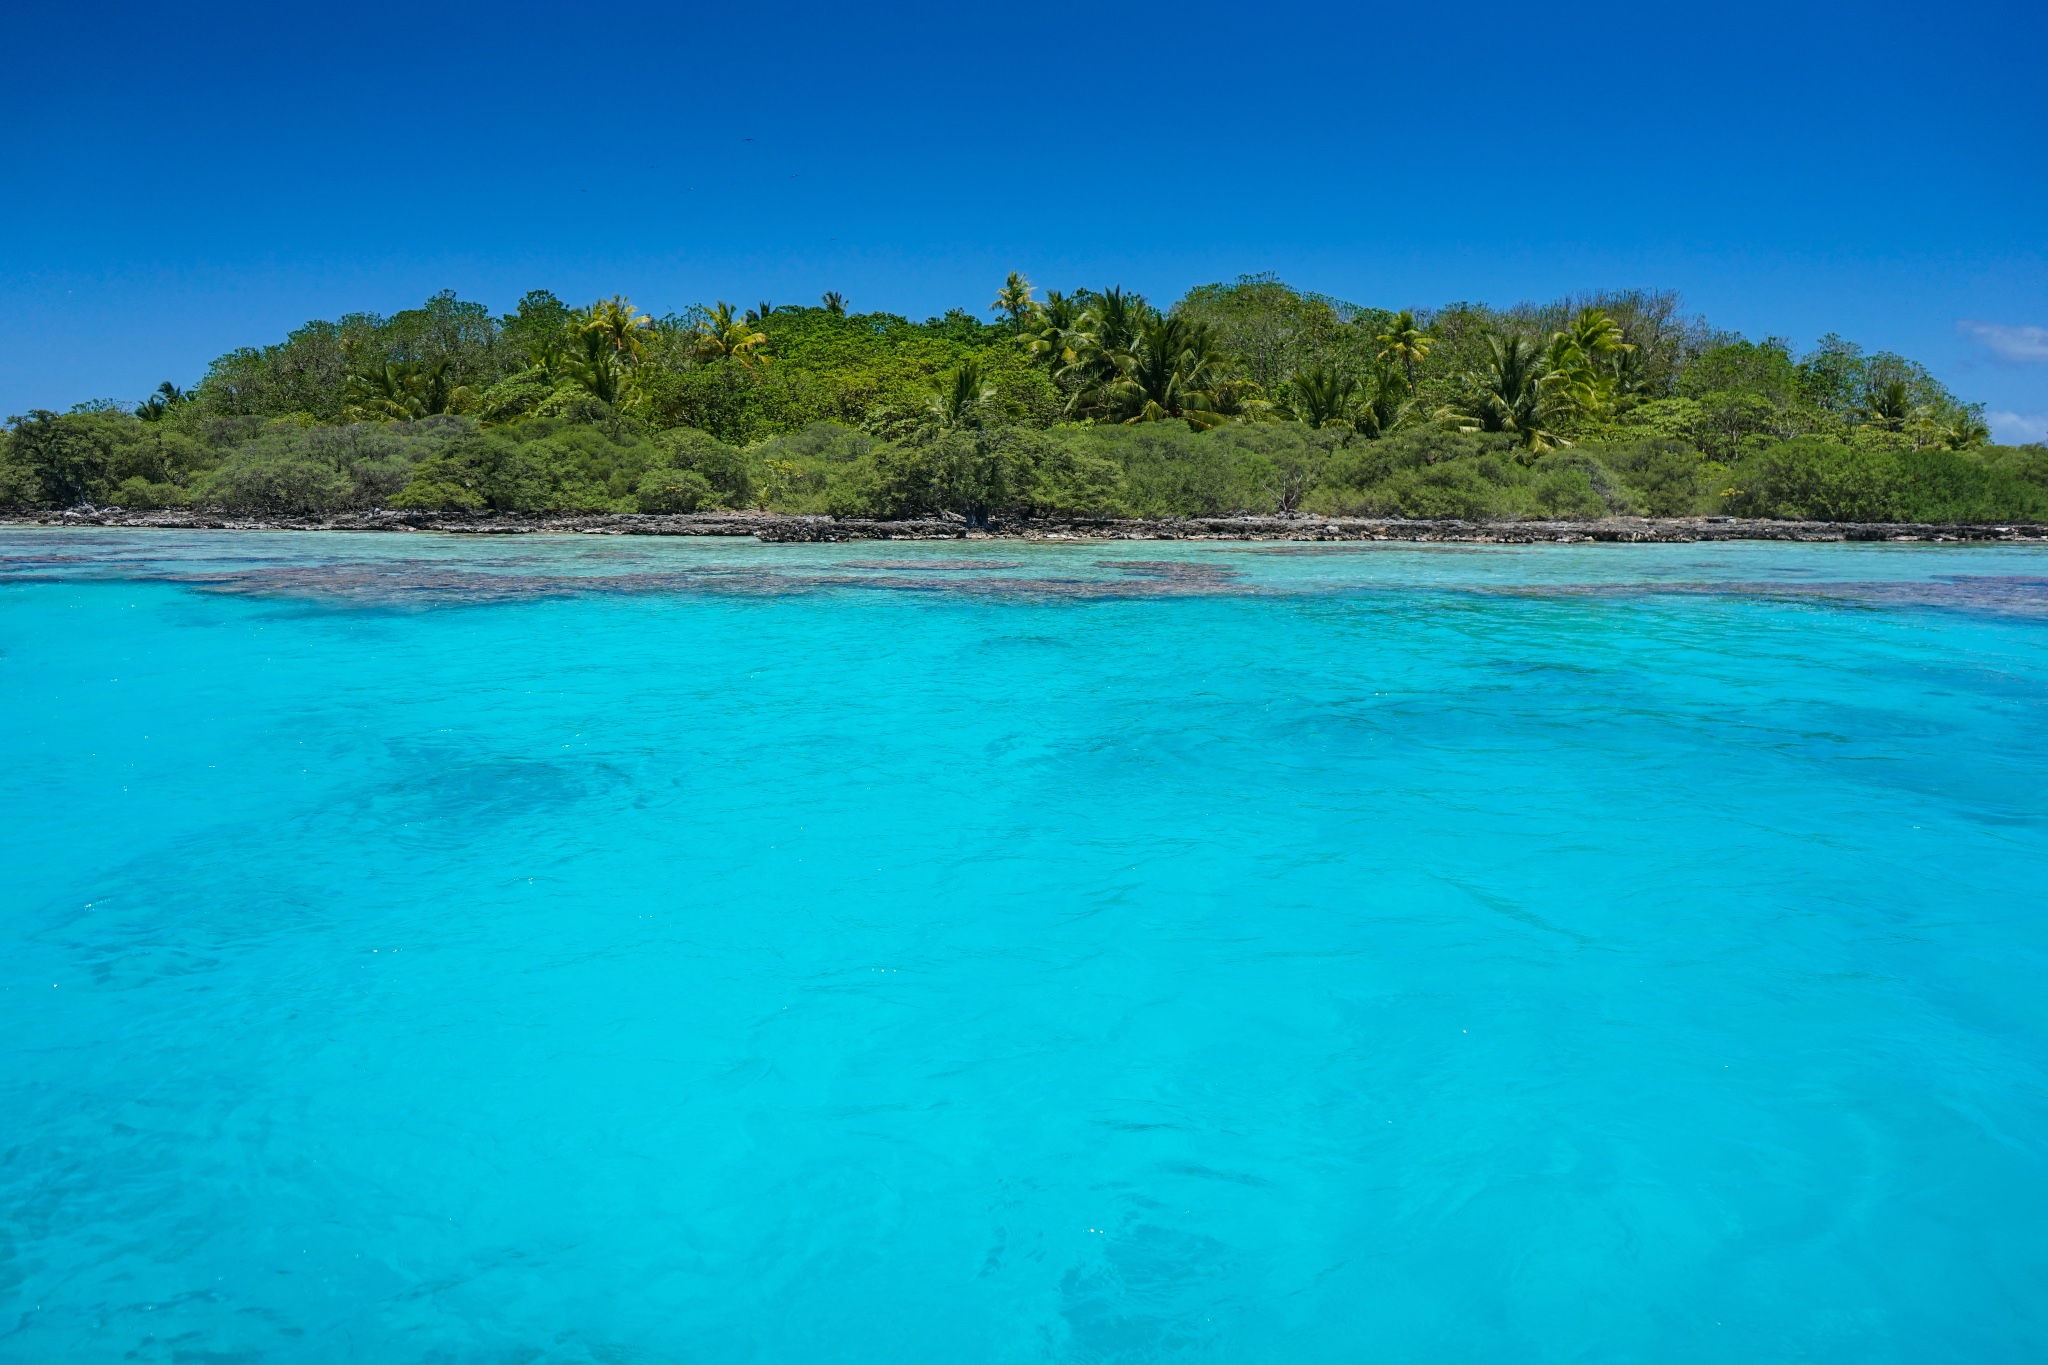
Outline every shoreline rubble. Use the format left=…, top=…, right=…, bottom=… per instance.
left=6, top=507, right=2046, bottom=544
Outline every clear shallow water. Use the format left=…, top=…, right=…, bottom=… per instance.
left=2, top=529, right=2045, bottom=1363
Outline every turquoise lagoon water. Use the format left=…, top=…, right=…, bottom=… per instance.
left=2, top=528, right=2046, bottom=1363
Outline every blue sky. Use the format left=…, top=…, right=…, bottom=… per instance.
left=6, top=0, right=2045, bottom=439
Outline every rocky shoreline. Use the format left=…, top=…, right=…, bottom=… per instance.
left=6, top=507, right=2047, bottom=544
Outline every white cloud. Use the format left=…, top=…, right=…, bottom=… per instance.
left=1987, top=411, right=2048, bottom=444
left=1959, top=319, right=2048, bottom=363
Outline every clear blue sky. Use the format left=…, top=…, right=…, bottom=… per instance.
left=6, top=0, right=2045, bottom=439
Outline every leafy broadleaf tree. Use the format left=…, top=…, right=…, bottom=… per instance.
left=1176, top=275, right=1364, bottom=393
left=501, top=291, right=575, bottom=378
left=8, top=410, right=111, bottom=505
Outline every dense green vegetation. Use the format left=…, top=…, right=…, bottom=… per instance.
left=7, top=276, right=2044, bottom=523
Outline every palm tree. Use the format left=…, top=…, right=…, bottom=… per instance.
left=135, top=381, right=190, bottom=422
left=990, top=272, right=1034, bottom=330
left=1540, top=342, right=1602, bottom=421
left=927, top=358, right=995, bottom=430
left=1862, top=379, right=1913, bottom=432
left=690, top=303, right=774, bottom=368
left=1279, top=363, right=1358, bottom=429
left=578, top=296, right=651, bottom=364
left=1537, top=308, right=1631, bottom=423
left=1105, top=315, right=1239, bottom=428
left=1058, top=288, right=1154, bottom=415
left=1374, top=310, right=1433, bottom=391
left=1355, top=359, right=1416, bottom=438
left=1021, top=291, right=1085, bottom=369
left=1609, top=344, right=1650, bottom=408
left=1199, top=377, right=1274, bottom=425
left=345, top=360, right=427, bottom=420
left=547, top=297, right=652, bottom=407
left=514, top=321, right=570, bottom=382
left=1942, top=408, right=1991, bottom=449
left=1440, top=333, right=1566, bottom=453
left=1560, top=308, right=1631, bottom=369
left=1897, top=401, right=1990, bottom=452
left=821, top=291, right=848, bottom=316
left=557, top=335, right=618, bottom=404
left=416, top=357, right=462, bottom=415
left=1075, top=287, right=1149, bottom=358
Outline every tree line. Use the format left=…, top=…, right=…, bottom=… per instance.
left=5, top=274, right=2043, bottom=524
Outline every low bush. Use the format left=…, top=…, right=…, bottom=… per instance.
left=8, top=397, right=2046, bottom=525
left=1722, top=439, right=2048, bottom=522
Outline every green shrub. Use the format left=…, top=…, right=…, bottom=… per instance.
left=0, top=409, right=214, bottom=507
left=383, top=415, right=752, bottom=514
left=472, top=374, right=561, bottom=425
left=636, top=469, right=718, bottom=512
left=827, top=428, right=1049, bottom=522
left=1723, top=440, right=1903, bottom=520
left=1723, top=439, right=2048, bottom=522
left=1337, top=455, right=1518, bottom=519
left=752, top=420, right=876, bottom=466
left=193, top=452, right=357, bottom=513
left=1307, top=430, right=1626, bottom=519
left=662, top=428, right=753, bottom=507
left=1973, top=444, right=2048, bottom=496
left=110, top=477, right=192, bottom=509
left=1584, top=438, right=1719, bottom=517
left=1040, top=423, right=1277, bottom=517
left=1531, top=460, right=1614, bottom=518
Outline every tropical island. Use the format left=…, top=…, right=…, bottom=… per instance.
left=5, top=275, right=2045, bottom=530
